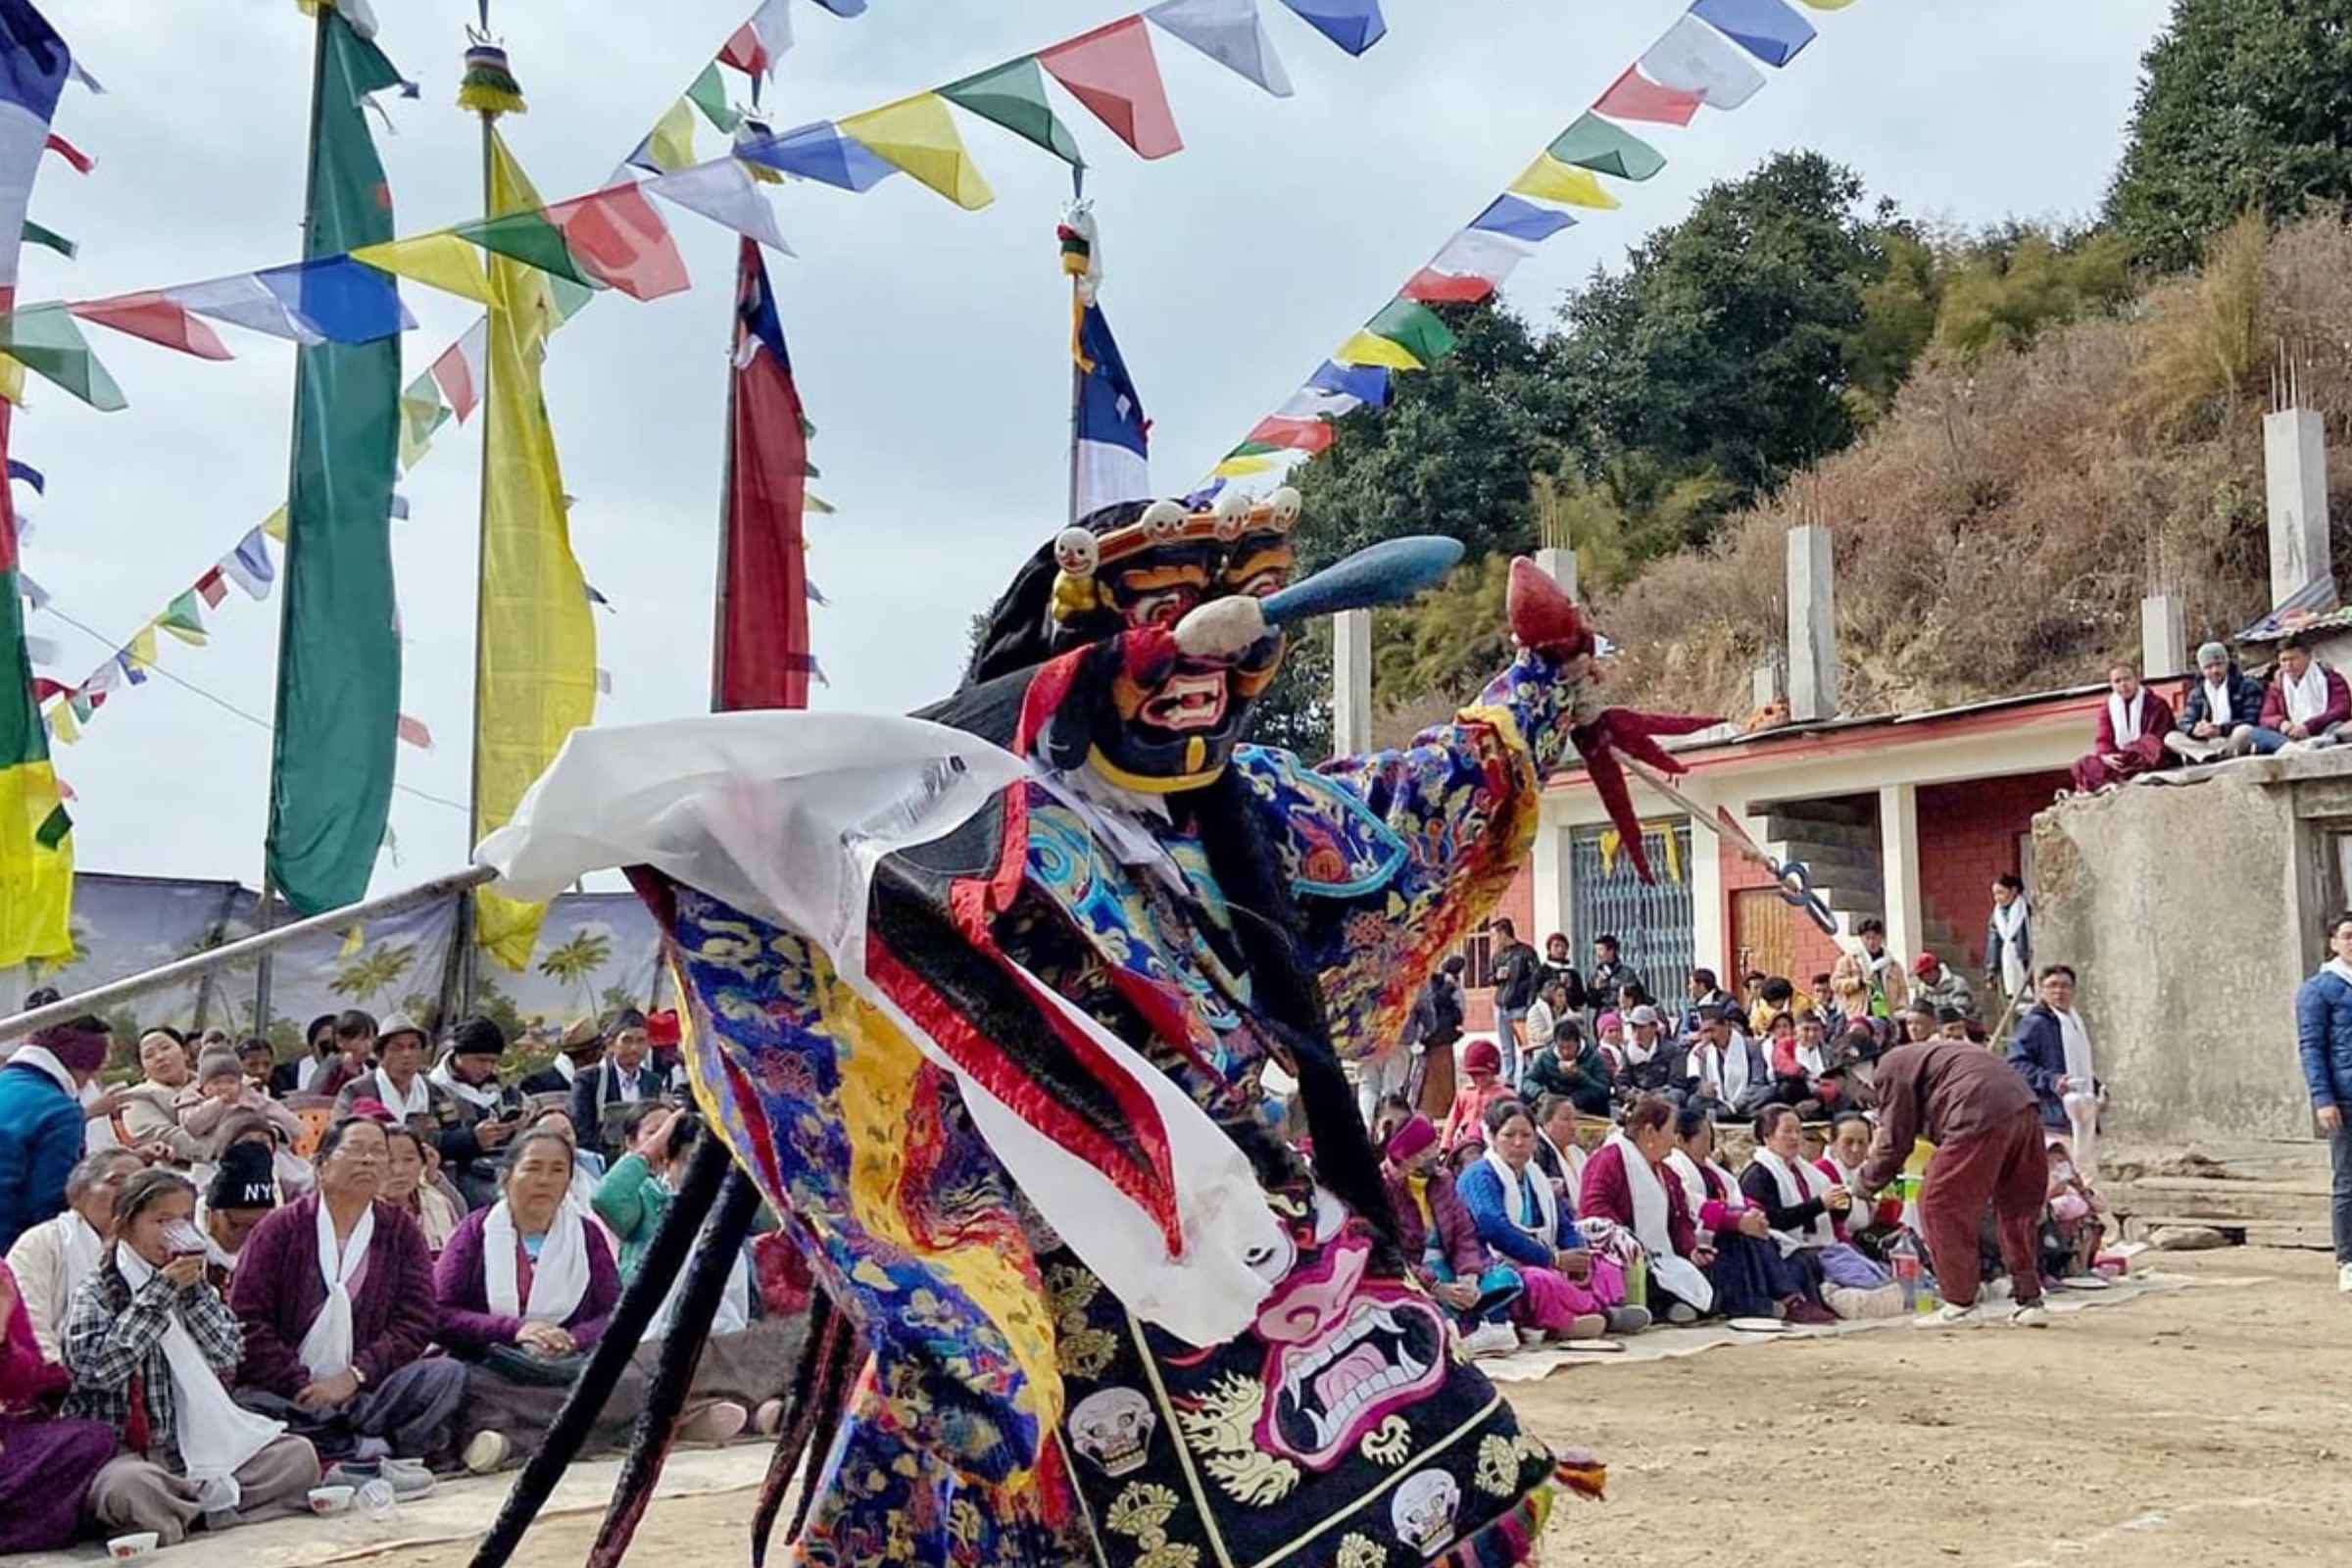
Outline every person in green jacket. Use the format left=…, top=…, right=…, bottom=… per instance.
left=1517, top=994, right=1614, bottom=1117
left=590, top=1102, right=700, bottom=1284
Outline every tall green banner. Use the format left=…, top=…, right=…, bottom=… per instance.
left=267, top=8, right=403, bottom=914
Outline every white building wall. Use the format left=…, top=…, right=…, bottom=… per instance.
left=1534, top=708, right=2090, bottom=974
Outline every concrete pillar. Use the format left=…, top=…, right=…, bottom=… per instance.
left=2140, top=592, right=2186, bottom=680
left=1332, top=607, right=1373, bottom=759
left=1534, top=545, right=1580, bottom=602
left=1787, top=524, right=1838, bottom=722
left=1878, top=781, right=1923, bottom=963
left=1533, top=808, right=1572, bottom=960
left=2265, top=408, right=2332, bottom=607
left=1752, top=658, right=1786, bottom=713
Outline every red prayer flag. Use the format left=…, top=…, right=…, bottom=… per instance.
left=1592, top=65, right=1703, bottom=126
left=549, top=183, right=691, bottom=303
left=1246, top=415, right=1335, bottom=455
left=43, top=132, right=91, bottom=173
left=1040, top=17, right=1184, bottom=160
left=719, top=23, right=765, bottom=74
left=70, top=292, right=233, bottom=361
left=430, top=331, right=481, bottom=422
left=195, top=567, right=228, bottom=609
left=31, top=676, right=67, bottom=704
left=395, top=713, right=433, bottom=749
left=717, top=238, right=812, bottom=711
left=1401, top=267, right=1495, bottom=306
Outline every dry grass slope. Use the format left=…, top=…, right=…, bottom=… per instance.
left=1591, top=213, right=2352, bottom=720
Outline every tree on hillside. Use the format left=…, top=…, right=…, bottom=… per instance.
left=2107, top=0, right=2352, bottom=272
left=1550, top=151, right=1894, bottom=505
left=1294, top=304, right=1583, bottom=575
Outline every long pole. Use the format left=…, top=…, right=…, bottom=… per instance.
left=253, top=7, right=337, bottom=1044
left=710, top=303, right=739, bottom=713
left=0, top=864, right=498, bottom=1046
left=1064, top=172, right=1085, bottom=526
left=457, top=43, right=501, bottom=1023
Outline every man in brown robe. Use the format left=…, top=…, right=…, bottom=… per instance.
left=2071, top=662, right=2175, bottom=794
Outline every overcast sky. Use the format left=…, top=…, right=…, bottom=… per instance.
left=20, top=0, right=2173, bottom=897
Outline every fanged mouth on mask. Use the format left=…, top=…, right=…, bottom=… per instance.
left=1138, top=666, right=1230, bottom=733
left=1261, top=1296, right=1446, bottom=1466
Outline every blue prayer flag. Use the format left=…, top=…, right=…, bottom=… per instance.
left=257, top=256, right=414, bottom=345
left=1469, top=195, right=1577, bottom=243
left=1276, top=0, right=1386, bottom=56
left=737, top=120, right=898, bottom=193
left=1689, top=0, right=1816, bottom=69
left=7, top=458, right=41, bottom=492
left=1307, top=360, right=1391, bottom=408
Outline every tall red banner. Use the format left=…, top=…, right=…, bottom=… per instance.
left=716, top=237, right=811, bottom=711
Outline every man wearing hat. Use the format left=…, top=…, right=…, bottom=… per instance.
left=2166, top=640, right=2273, bottom=762
left=425, top=1017, right=523, bottom=1210
left=0, top=1015, right=113, bottom=1252
left=1911, top=953, right=1976, bottom=1020
left=519, top=1015, right=603, bottom=1098
left=332, top=1014, right=444, bottom=1127
left=200, top=1139, right=280, bottom=1290
left=569, top=1007, right=665, bottom=1162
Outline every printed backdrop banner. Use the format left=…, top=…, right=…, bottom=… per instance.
left=23, top=873, right=663, bottom=1062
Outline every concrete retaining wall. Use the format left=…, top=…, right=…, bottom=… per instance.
left=2032, top=760, right=2334, bottom=1143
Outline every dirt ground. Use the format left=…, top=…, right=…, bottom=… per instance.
left=344, top=1250, right=2348, bottom=1568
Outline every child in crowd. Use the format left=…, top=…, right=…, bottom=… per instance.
left=1442, top=1039, right=1514, bottom=1154
left=2042, top=1136, right=2108, bottom=1283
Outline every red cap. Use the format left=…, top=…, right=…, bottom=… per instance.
left=1912, top=953, right=1938, bottom=976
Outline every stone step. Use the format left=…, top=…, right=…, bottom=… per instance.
left=2121, top=1215, right=2333, bottom=1250
left=2105, top=1176, right=2332, bottom=1227
left=1763, top=814, right=1879, bottom=856
left=1820, top=884, right=1885, bottom=917
left=1780, top=848, right=1884, bottom=894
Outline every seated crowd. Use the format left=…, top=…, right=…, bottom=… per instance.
left=1362, top=928, right=2113, bottom=1360
left=0, top=1004, right=808, bottom=1554
left=2074, top=633, right=2352, bottom=797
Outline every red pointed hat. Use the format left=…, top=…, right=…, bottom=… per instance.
left=1507, top=557, right=1594, bottom=659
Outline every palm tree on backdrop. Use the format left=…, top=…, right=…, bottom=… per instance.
left=331, top=943, right=417, bottom=1009
left=538, top=929, right=613, bottom=1021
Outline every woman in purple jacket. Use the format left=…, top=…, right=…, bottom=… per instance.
left=226, top=1117, right=466, bottom=1476
left=432, top=1129, right=643, bottom=1473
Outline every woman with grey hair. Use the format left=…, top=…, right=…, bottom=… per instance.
left=4, top=1147, right=143, bottom=1361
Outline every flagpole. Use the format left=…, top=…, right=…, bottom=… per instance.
left=457, top=26, right=509, bottom=1022
left=253, top=3, right=337, bottom=1044
left=1064, top=169, right=1084, bottom=526
left=710, top=279, right=739, bottom=714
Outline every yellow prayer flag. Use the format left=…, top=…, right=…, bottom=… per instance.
left=0, top=353, right=26, bottom=408
left=1333, top=329, right=1425, bottom=371
left=157, top=617, right=207, bottom=648
left=338, top=923, right=366, bottom=958
left=0, top=758, right=71, bottom=967
left=127, top=624, right=158, bottom=668
left=473, top=129, right=598, bottom=973
left=648, top=97, right=698, bottom=173
left=262, top=506, right=289, bottom=543
left=45, top=704, right=77, bottom=744
left=1508, top=154, right=1621, bottom=211
left=1794, top=0, right=1858, bottom=8
left=352, top=233, right=494, bottom=305
left=839, top=93, right=995, bottom=212
left=1213, top=455, right=1277, bottom=477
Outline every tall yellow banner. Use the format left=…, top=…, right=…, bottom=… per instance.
left=472, top=128, right=596, bottom=970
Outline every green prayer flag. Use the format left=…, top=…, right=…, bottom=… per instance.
left=686, top=61, right=741, bottom=134
left=159, top=589, right=206, bottom=636
left=1366, top=299, right=1457, bottom=366
left=1228, top=441, right=1280, bottom=457
left=1547, top=113, right=1666, bottom=181
left=33, top=801, right=71, bottom=852
left=0, top=303, right=124, bottom=412
left=941, top=56, right=1084, bottom=168
left=22, top=220, right=74, bottom=259
left=267, top=8, right=404, bottom=915
left=455, top=207, right=600, bottom=290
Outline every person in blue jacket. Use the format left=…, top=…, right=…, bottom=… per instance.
left=2295, top=910, right=2352, bottom=1296
left=0, top=1016, right=113, bottom=1254
left=1456, top=1099, right=1649, bottom=1343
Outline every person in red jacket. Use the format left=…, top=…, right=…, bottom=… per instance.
left=2070, top=662, right=2176, bottom=795
left=227, top=1117, right=466, bottom=1475
left=2255, top=634, right=2352, bottom=753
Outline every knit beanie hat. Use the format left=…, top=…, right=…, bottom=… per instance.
left=196, top=1045, right=243, bottom=1087
left=1385, top=1114, right=1438, bottom=1165
left=1462, top=1038, right=1501, bottom=1076
left=207, top=1141, right=278, bottom=1212
left=30, top=1019, right=109, bottom=1075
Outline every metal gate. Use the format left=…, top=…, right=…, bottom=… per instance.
left=1571, top=818, right=1694, bottom=1003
